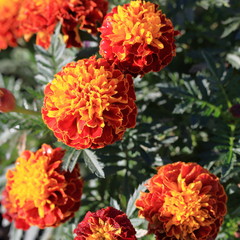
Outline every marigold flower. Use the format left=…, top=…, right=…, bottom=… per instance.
left=59, top=0, right=108, bottom=48
left=0, top=0, right=23, bottom=49
left=17, top=0, right=61, bottom=49
left=1, top=144, right=83, bottom=230
left=99, top=0, right=179, bottom=76
left=0, top=88, right=16, bottom=112
left=135, top=162, right=227, bottom=240
left=74, top=206, right=137, bottom=240
left=42, top=56, right=137, bottom=149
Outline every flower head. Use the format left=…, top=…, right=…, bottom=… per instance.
left=1, top=144, right=83, bottom=230
left=0, top=0, right=23, bottom=49
left=42, top=56, right=137, bottom=149
left=99, top=0, right=179, bottom=76
left=0, top=88, right=16, bottom=112
left=17, top=0, right=61, bottom=48
left=74, top=206, right=137, bottom=240
left=59, top=0, right=108, bottom=48
left=135, top=162, right=227, bottom=240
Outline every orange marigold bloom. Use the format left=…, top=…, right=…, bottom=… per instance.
left=42, top=56, right=137, bottom=149
left=99, top=0, right=179, bottom=76
left=0, top=0, right=23, bottom=49
left=17, top=0, right=61, bottom=49
left=74, top=206, right=137, bottom=240
left=1, top=144, right=83, bottom=230
left=59, top=0, right=108, bottom=48
left=0, top=88, right=16, bottom=112
left=135, top=162, right=227, bottom=240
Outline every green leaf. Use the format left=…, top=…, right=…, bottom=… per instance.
left=69, top=150, right=82, bottom=172
left=110, top=198, right=121, bottom=210
left=9, top=225, right=23, bottom=240
left=62, top=148, right=82, bottom=172
left=82, top=149, right=105, bottom=178
left=221, top=153, right=237, bottom=178
left=34, top=23, right=77, bottom=84
left=130, top=218, right=146, bottom=227
left=126, top=181, right=147, bottom=218
left=202, top=51, right=219, bottom=80
left=226, top=53, right=240, bottom=69
left=221, top=17, right=240, bottom=38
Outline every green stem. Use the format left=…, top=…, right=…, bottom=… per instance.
left=218, top=82, right=232, bottom=109
left=226, top=124, right=236, bottom=164
left=13, top=106, right=41, bottom=117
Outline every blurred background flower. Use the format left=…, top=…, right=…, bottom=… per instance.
left=0, top=0, right=108, bottom=49
left=0, top=0, right=23, bottom=49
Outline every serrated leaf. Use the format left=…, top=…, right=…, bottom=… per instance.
left=110, top=198, right=121, bottom=210
left=221, top=152, right=237, bottom=178
left=226, top=53, right=240, bottom=69
left=24, top=226, right=40, bottom=240
left=9, top=225, right=23, bottom=240
left=34, top=44, right=52, bottom=57
left=130, top=218, right=146, bottom=227
left=126, top=181, right=147, bottom=218
left=39, top=228, right=54, bottom=240
left=202, top=51, right=219, bottom=80
left=69, top=150, right=82, bottom=172
left=82, top=149, right=105, bottom=178
left=62, top=148, right=76, bottom=170
left=221, top=21, right=240, bottom=38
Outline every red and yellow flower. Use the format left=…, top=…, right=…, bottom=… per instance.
left=59, top=0, right=108, bottom=48
left=17, top=0, right=61, bottom=49
left=0, top=88, right=16, bottom=112
left=1, top=144, right=83, bottom=230
left=0, top=0, right=23, bottom=49
left=135, top=162, right=227, bottom=240
left=42, top=56, right=137, bottom=149
left=74, top=206, right=137, bottom=240
left=99, top=0, right=179, bottom=76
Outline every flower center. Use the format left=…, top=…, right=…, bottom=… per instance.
left=110, top=0, right=165, bottom=49
left=47, top=62, right=118, bottom=127
left=162, top=175, right=213, bottom=238
left=87, top=218, right=121, bottom=240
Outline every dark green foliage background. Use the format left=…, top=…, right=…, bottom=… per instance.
left=0, top=0, right=240, bottom=239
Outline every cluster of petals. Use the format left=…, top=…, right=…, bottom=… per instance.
left=17, top=0, right=62, bottom=48
left=59, top=0, right=108, bottom=48
left=135, top=162, right=227, bottom=240
left=0, top=88, right=16, bottom=113
left=0, top=0, right=108, bottom=49
left=1, top=144, right=83, bottom=230
left=0, top=0, right=23, bottom=49
left=99, top=0, right=179, bottom=76
left=42, top=56, right=137, bottom=149
left=73, top=206, right=137, bottom=240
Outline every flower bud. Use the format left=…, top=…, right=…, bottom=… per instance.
left=0, top=88, right=16, bottom=112
left=229, top=104, right=240, bottom=118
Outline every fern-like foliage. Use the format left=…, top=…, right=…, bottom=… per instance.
left=34, top=24, right=77, bottom=84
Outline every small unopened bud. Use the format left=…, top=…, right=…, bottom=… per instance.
left=229, top=104, right=240, bottom=118
left=0, top=88, right=16, bottom=113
